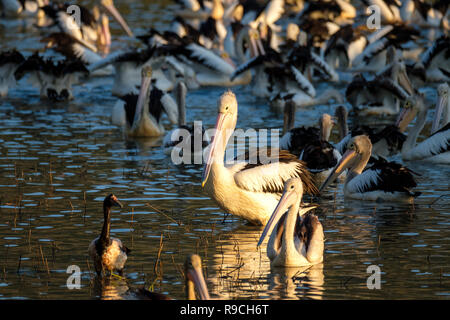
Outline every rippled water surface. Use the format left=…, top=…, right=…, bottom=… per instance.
left=0, top=1, right=449, bottom=300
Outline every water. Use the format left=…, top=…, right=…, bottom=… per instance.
left=0, top=1, right=449, bottom=300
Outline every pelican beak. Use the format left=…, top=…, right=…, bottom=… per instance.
left=319, top=149, right=356, bottom=193
left=187, top=267, right=210, bottom=300
left=257, top=189, right=294, bottom=247
left=132, top=67, right=152, bottom=128
left=201, top=113, right=226, bottom=188
left=396, top=105, right=416, bottom=132
left=101, top=0, right=134, bottom=37
left=248, top=29, right=260, bottom=58
left=398, top=66, right=414, bottom=96
left=431, top=94, right=446, bottom=134
left=101, top=14, right=111, bottom=52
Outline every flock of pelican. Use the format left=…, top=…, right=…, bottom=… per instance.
left=1, top=0, right=449, bottom=300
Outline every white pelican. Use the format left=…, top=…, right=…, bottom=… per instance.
left=14, top=52, right=89, bottom=101
left=88, top=194, right=129, bottom=276
left=280, top=104, right=342, bottom=185
left=324, top=24, right=368, bottom=69
left=111, top=66, right=178, bottom=137
left=421, top=35, right=450, bottom=82
left=334, top=105, right=406, bottom=159
left=0, top=49, right=25, bottom=97
left=201, top=90, right=318, bottom=225
left=396, top=92, right=450, bottom=164
left=41, top=0, right=133, bottom=53
left=162, top=81, right=210, bottom=162
left=257, top=178, right=323, bottom=268
left=319, top=135, right=420, bottom=202
left=131, top=254, right=210, bottom=300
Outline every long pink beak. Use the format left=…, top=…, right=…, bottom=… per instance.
left=187, top=268, right=210, bottom=300
left=319, top=149, right=356, bottom=192
left=101, top=0, right=134, bottom=37
left=201, top=113, right=226, bottom=188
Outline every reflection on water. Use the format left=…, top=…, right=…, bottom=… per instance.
left=1, top=1, right=450, bottom=300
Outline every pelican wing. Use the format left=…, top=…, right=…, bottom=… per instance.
left=349, top=158, right=418, bottom=195
left=411, top=124, right=450, bottom=159
left=290, top=66, right=316, bottom=97
left=309, top=52, right=338, bottom=81
left=230, top=55, right=263, bottom=80
left=421, top=35, right=450, bottom=68
left=233, top=149, right=318, bottom=195
left=185, top=43, right=235, bottom=75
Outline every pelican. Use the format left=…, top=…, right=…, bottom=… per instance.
left=334, top=105, right=406, bottom=159
left=257, top=178, right=323, bottom=268
left=201, top=90, right=318, bottom=226
left=14, top=52, right=89, bottom=101
left=41, top=0, right=133, bottom=53
left=131, top=254, right=210, bottom=300
left=396, top=92, right=449, bottom=164
left=280, top=103, right=342, bottom=185
left=319, top=135, right=420, bottom=201
left=88, top=194, right=130, bottom=276
left=162, top=81, right=210, bottom=162
left=421, top=35, right=450, bottom=82
left=0, top=49, right=25, bottom=97
left=111, top=66, right=178, bottom=137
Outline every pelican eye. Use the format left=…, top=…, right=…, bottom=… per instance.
left=290, top=185, right=294, bottom=190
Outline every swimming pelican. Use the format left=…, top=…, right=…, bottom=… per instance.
left=201, top=90, right=318, bottom=225
left=41, top=0, right=133, bottom=53
left=162, top=81, right=210, bottom=162
left=319, top=135, right=420, bottom=201
left=132, top=254, right=210, bottom=300
left=396, top=92, right=449, bottom=164
left=334, top=105, right=406, bottom=159
left=280, top=103, right=341, bottom=185
left=14, top=52, right=89, bottom=101
left=0, top=49, right=25, bottom=97
left=111, top=66, right=178, bottom=137
left=88, top=194, right=130, bottom=276
left=257, top=178, right=323, bottom=268
left=421, top=35, right=450, bottom=82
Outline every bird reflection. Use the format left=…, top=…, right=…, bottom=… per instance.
left=268, top=264, right=324, bottom=300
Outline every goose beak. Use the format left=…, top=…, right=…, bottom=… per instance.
left=319, top=149, right=356, bottom=193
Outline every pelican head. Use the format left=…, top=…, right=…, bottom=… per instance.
left=396, top=95, right=426, bottom=132
left=432, top=83, right=449, bottom=134
left=393, top=59, right=414, bottom=96
left=319, top=135, right=372, bottom=192
left=286, top=23, right=300, bottom=42
left=257, top=178, right=316, bottom=247
left=184, top=254, right=210, bottom=300
left=202, top=90, right=238, bottom=188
